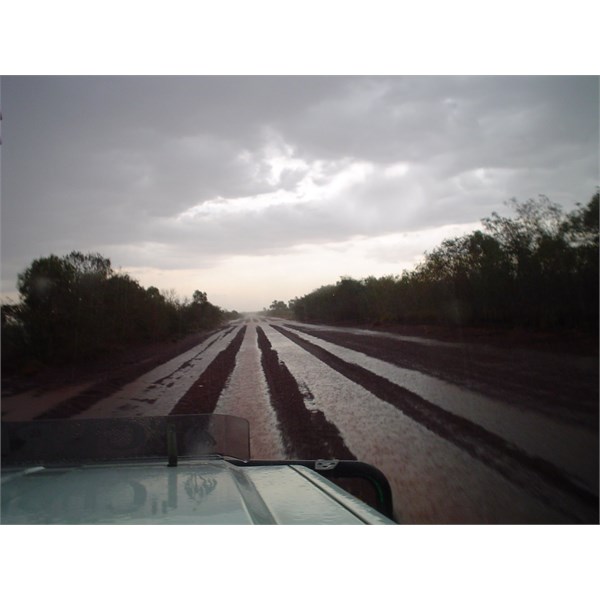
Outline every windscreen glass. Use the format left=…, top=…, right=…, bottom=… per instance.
left=1, top=414, right=250, bottom=465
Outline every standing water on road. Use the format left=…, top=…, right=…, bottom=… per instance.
left=214, top=323, right=285, bottom=458
left=78, top=328, right=240, bottom=418
left=278, top=323, right=599, bottom=495
left=261, top=322, right=565, bottom=523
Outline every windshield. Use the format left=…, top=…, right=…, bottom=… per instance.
left=2, top=414, right=250, bottom=465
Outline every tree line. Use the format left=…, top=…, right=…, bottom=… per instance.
left=290, top=193, right=599, bottom=331
left=262, top=299, right=294, bottom=318
left=1, top=251, right=238, bottom=370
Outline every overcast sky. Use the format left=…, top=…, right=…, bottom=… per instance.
left=1, top=76, right=598, bottom=311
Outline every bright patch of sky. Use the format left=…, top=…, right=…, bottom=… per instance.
left=125, top=222, right=483, bottom=312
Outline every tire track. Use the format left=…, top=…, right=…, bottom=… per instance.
left=34, top=329, right=226, bottom=420
left=213, top=323, right=285, bottom=459
left=152, top=326, right=236, bottom=386
left=255, top=326, right=355, bottom=460
left=169, top=326, right=246, bottom=415
left=271, top=324, right=599, bottom=523
left=282, top=324, right=598, bottom=494
left=286, top=323, right=598, bottom=429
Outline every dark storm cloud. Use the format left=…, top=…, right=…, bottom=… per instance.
left=281, top=76, right=598, bottom=170
left=1, top=75, right=598, bottom=293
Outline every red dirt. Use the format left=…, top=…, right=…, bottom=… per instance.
left=3, top=320, right=596, bottom=420
left=2, top=318, right=597, bottom=523
left=359, top=321, right=598, bottom=356
left=1, top=329, right=227, bottom=405
left=287, top=322, right=599, bottom=432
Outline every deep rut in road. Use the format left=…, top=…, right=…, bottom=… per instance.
left=256, top=326, right=355, bottom=460
left=286, top=324, right=598, bottom=430
left=169, top=327, right=247, bottom=415
left=271, top=324, right=599, bottom=523
left=33, top=330, right=226, bottom=420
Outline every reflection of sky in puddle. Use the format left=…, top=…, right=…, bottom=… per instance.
left=279, top=324, right=598, bottom=494
left=78, top=328, right=241, bottom=418
left=263, top=324, right=563, bottom=523
left=214, top=323, right=285, bottom=459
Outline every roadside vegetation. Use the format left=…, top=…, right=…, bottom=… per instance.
left=291, top=193, right=599, bottom=333
left=1, top=252, right=238, bottom=372
left=2, top=193, right=596, bottom=373
left=262, top=299, right=294, bottom=319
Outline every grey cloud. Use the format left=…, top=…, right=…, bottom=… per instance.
left=2, top=75, right=598, bottom=292
left=281, top=76, right=598, bottom=172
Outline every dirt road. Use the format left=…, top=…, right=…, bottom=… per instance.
left=2, top=317, right=598, bottom=524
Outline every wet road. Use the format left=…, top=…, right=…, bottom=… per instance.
left=4, top=317, right=598, bottom=523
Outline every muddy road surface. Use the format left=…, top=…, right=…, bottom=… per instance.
left=2, top=317, right=598, bottom=524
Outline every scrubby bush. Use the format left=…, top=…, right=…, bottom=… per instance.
left=292, top=193, right=599, bottom=331
left=2, top=251, right=230, bottom=369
